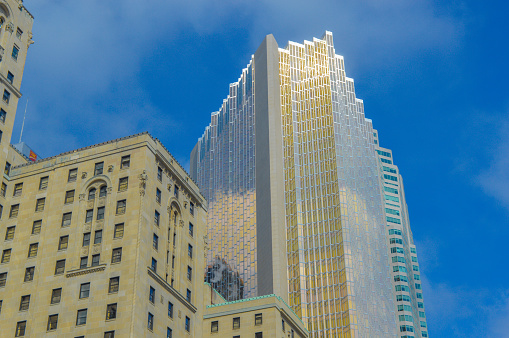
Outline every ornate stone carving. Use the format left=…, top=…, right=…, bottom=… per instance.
left=167, top=183, right=172, bottom=191
left=95, top=221, right=103, bottom=230
left=81, top=247, right=89, bottom=256
left=6, top=22, right=14, bottom=33
left=79, top=193, right=86, bottom=201
left=139, top=170, right=147, bottom=196
left=66, top=266, right=105, bottom=278
left=160, top=295, right=164, bottom=304
left=81, top=172, right=87, bottom=179
left=93, top=245, right=101, bottom=254
left=179, top=220, right=184, bottom=228
left=108, top=165, right=114, bottom=172
left=84, top=224, right=91, bottom=232
left=107, top=187, right=112, bottom=194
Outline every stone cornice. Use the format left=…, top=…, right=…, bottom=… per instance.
left=0, top=73, right=22, bottom=98
left=147, top=267, right=197, bottom=314
left=66, top=265, right=106, bottom=278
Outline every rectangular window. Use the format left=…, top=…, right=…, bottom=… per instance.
left=76, top=309, right=87, bottom=326
left=51, top=288, right=62, bottom=304
left=157, top=167, right=163, bottom=181
left=190, top=202, right=194, bottom=216
left=80, top=283, right=90, bottom=298
left=154, top=210, right=160, bottom=226
left=4, top=162, right=10, bottom=175
left=156, top=188, right=161, bottom=204
left=19, top=295, right=30, bottom=311
left=64, top=190, right=74, bottom=204
left=109, top=277, right=119, bottom=293
left=121, top=155, right=130, bottom=169
left=96, top=206, right=105, bottom=220
left=118, top=177, right=128, bottom=191
left=186, top=289, right=191, bottom=302
left=174, top=185, right=179, bottom=198
left=1, top=249, right=11, bottom=263
left=11, top=45, right=19, bottom=61
left=47, top=314, right=58, bottom=331
left=167, top=327, right=172, bottom=338
left=68, top=168, right=78, bottom=182
left=116, top=200, right=126, bottom=215
left=233, top=317, right=240, bottom=329
left=153, top=234, right=158, bottom=250
left=168, top=301, right=173, bottom=318
left=16, top=27, right=22, bottom=39
left=83, top=232, right=91, bottom=246
left=149, top=286, right=155, bottom=303
left=94, top=230, right=103, bottom=244
left=189, top=223, right=194, bottom=237
left=3, top=89, right=10, bottom=103
left=104, top=331, right=115, bottom=338
left=58, top=236, right=69, bottom=250
left=185, top=316, right=190, bottom=332
left=387, top=216, right=401, bottom=224
left=28, top=243, right=38, bottom=257
left=35, top=198, right=45, bottom=211
left=85, top=209, right=93, bottom=223
left=151, top=258, right=157, bottom=272
left=6, top=225, right=15, bottom=240
left=38, top=176, right=49, bottom=190
left=106, top=303, right=117, bottom=320
left=0, top=272, right=6, bottom=287
left=255, top=313, right=263, bottom=325
left=148, top=312, right=154, bottom=331
left=112, top=247, right=122, bottom=263
left=0, top=108, right=6, bottom=123
left=282, top=320, right=285, bottom=331
left=91, top=254, right=100, bottom=267
left=7, top=71, right=14, bottom=84
left=24, top=267, right=34, bottom=282
left=114, top=223, right=124, bottom=238
left=16, top=321, right=26, bottom=336
left=1, top=182, right=6, bottom=196
left=95, top=162, right=104, bottom=176
left=62, top=212, right=72, bottom=227
left=80, top=257, right=88, bottom=269
left=187, top=266, right=192, bottom=281
left=55, top=259, right=65, bottom=275
left=211, top=321, right=218, bottom=332
left=13, top=183, right=23, bottom=197
left=188, top=244, right=193, bottom=258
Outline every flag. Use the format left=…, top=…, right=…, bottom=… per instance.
left=29, top=150, right=37, bottom=162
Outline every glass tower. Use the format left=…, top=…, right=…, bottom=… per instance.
left=192, top=32, right=426, bottom=337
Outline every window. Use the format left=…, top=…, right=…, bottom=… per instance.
left=68, top=168, right=78, bottom=182
left=62, top=212, right=72, bottom=227
left=167, top=327, right=172, bottom=338
left=384, top=186, right=398, bottom=194
left=384, top=174, right=398, bottom=182
left=233, top=317, right=240, bottom=329
left=106, top=303, right=117, bottom=320
left=391, top=247, right=404, bottom=254
left=19, top=295, right=30, bottom=311
left=116, top=200, right=126, bottom=215
left=154, top=210, right=160, bottom=226
left=0, top=272, right=6, bottom=287
left=156, top=188, right=161, bottom=204
left=94, top=230, right=103, bottom=244
left=83, top=232, right=91, bottom=246
left=28, top=243, right=38, bottom=257
left=383, top=166, right=397, bottom=174
left=55, top=259, right=66, bottom=275
left=104, top=331, right=115, bottom=338
left=211, top=321, right=218, bottom=332
left=88, top=188, right=96, bottom=200
left=96, top=206, right=105, bottom=221
left=411, top=247, right=417, bottom=254
left=3, top=89, right=10, bottom=103
left=80, top=283, right=90, bottom=298
left=5, top=226, right=15, bottom=240
left=76, top=309, right=87, bottom=326
left=151, top=258, right=157, bottom=272
left=148, top=312, right=154, bottom=331
left=7, top=71, right=14, bottom=84
left=35, top=198, right=46, bottom=211
left=13, top=183, right=23, bottom=196
left=186, top=289, right=191, bottom=302
left=190, top=202, right=194, bottom=216
left=0, top=204, right=3, bottom=219
left=189, top=223, right=194, bottom=237
left=16, top=27, right=23, bottom=39
left=394, top=275, right=408, bottom=283
left=24, top=267, right=34, bottom=282
left=187, top=266, right=192, bottom=281
left=51, top=288, right=62, bottom=304
left=390, top=238, right=403, bottom=245
left=1, top=249, right=10, bottom=263
left=4, top=161, right=11, bottom=175
left=399, top=325, right=414, bottom=332
left=121, top=155, right=130, bottom=169
left=47, top=314, right=58, bottom=331
left=153, top=234, right=158, bottom=250
left=99, top=185, right=107, bottom=197
left=385, top=208, right=400, bottom=216
left=92, top=254, right=100, bottom=267
left=80, top=257, right=88, bottom=269
left=11, top=45, right=19, bottom=61
left=114, top=223, right=124, bottom=238
left=413, top=265, right=420, bottom=272
left=112, top=248, right=122, bottom=263
left=118, top=177, right=128, bottom=191
left=174, top=185, right=179, bottom=198
left=58, top=236, right=69, bottom=250
left=185, top=316, right=190, bottom=332
left=15, top=321, right=26, bottom=336
left=149, top=286, right=155, bottom=303
left=172, top=255, right=175, bottom=268
left=95, top=162, right=104, bottom=176
left=157, top=167, right=163, bottom=181
left=188, top=244, right=193, bottom=258
left=414, top=274, right=421, bottom=280
left=109, top=277, right=119, bottom=293
left=255, top=313, right=262, bottom=325
left=64, top=190, right=75, bottom=204
left=168, top=301, right=173, bottom=318
left=392, top=257, right=406, bottom=264
left=1, top=182, right=5, bottom=196
left=0, top=108, right=6, bottom=123
left=85, top=209, right=93, bottom=223
left=0, top=300, right=2, bottom=314
left=387, top=216, right=401, bottom=224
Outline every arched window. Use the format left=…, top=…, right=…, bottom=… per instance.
left=88, top=188, right=96, bottom=200
left=173, top=211, right=178, bottom=226
left=99, top=185, right=107, bottom=198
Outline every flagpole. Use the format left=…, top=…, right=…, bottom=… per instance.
left=19, top=97, right=28, bottom=143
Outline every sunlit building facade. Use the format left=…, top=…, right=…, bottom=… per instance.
left=192, top=32, right=409, bottom=337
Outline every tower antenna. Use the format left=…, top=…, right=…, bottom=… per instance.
left=19, top=97, right=28, bottom=143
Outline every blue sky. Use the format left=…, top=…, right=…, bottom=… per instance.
left=17, top=0, right=509, bottom=336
